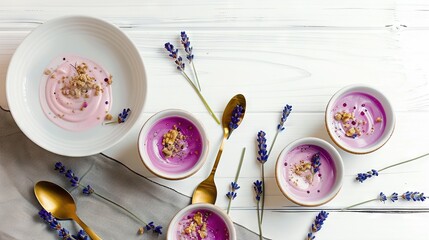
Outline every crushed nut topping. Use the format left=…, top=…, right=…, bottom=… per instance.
left=60, top=63, right=105, bottom=101
left=181, top=212, right=209, bottom=239
left=162, top=125, right=187, bottom=158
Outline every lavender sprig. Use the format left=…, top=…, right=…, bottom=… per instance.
left=253, top=180, right=263, bottom=240
left=226, top=148, right=246, bottom=214
left=164, top=41, right=220, bottom=125
left=256, top=131, right=268, bottom=223
left=257, top=131, right=268, bottom=164
left=257, top=104, right=292, bottom=222
left=39, top=208, right=87, bottom=240
left=228, top=104, right=244, bottom=138
left=54, top=162, right=162, bottom=235
left=355, top=153, right=429, bottom=183
left=344, top=191, right=426, bottom=209
left=277, top=104, right=292, bottom=131
left=180, top=31, right=201, bottom=91
left=307, top=210, right=329, bottom=240
left=312, top=211, right=329, bottom=232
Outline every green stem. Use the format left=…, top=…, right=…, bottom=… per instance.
left=342, top=198, right=378, bottom=210
left=261, top=164, right=265, bottom=222
left=268, top=131, right=280, bottom=156
left=78, top=184, right=147, bottom=225
left=378, top=153, right=429, bottom=172
left=256, top=201, right=263, bottom=240
left=226, top=198, right=232, bottom=215
left=227, top=147, right=246, bottom=215
left=191, top=62, right=201, bottom=91
left=260, top=130, right=279, bottom=222
left=181, top=71, right=220, bottom=125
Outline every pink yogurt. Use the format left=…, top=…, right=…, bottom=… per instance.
left=329, top=92, right=386, bottom=149
left=144, top=116, right=203, bottom=174
left=40, top=55, right=112, bottom=131
left=281, top=145, right=336, bottom=202
left=175, top=209, right=230, bottom=240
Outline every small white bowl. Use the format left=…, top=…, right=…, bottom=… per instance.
left=275, top=137, right=344, bottom=207
left=325, top=84, right=395, bottom=154
left=167, top=203, right=236, bottom=240
left=138, top=109, right=209, bottom=180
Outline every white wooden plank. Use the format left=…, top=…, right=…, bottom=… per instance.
left=0, top=0, right=397, bottom=30
left=2, top=29, right=429, bottom=112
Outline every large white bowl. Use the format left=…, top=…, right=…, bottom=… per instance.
left=167, top=203, right=236, bottom=240
left=6, top=16, right=146, bottom=156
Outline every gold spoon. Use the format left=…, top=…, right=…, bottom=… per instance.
left=191, top=94, right=246, bottom=204
left=34, top=181, right=102, bottom=240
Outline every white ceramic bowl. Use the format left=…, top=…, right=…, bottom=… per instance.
left=325, top=84, right=395, bottom=154
left=167, top=203, right=236, bottom=240
left=138, top=109, right=209, bottom=180
left=6, top=16, right=146, bottom=156
left=275, top=137, right=344, bottom=206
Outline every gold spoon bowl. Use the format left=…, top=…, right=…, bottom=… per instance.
left=191, top=94, right=246, bottom=204
left=34, top=181, right=102, bottom=240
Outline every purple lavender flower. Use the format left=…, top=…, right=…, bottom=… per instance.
left=145, top=221, right=163, bottom=234
left=226, top=181, right=240, bottom=200
left=253, top=180, right=263, bottom=201
left=311, top=153, right=321, bottom=174
left=390, top=192, right=399, bottom=202
left=54, top=162, right=66, bottom=173
left=226, top=191, right=237, bottom=200
left=164, top=42, right=185, bottom=71
left=39, top=209, right=87, bottom=240
left=356, top=169, right=379, bottom=183
left=72, top=230, right=89, bottom=240
left=82, top=185, right=94, bottom=195
left=229, top=104, right=244, bottom=135
left=54, top=162, right=80, bottom=188
left=256, top=131, right=268, bottom=164
left=311, top=211, right=329, bottom=232
left=307, top=232, right=315, bottom=240
left=118, top=108, right=131, bottom=123
left=180, top=31, right=194, bottom=62
left=277, top=104, right=292, bottom=131
left=379, top=192, right=387, bottom=202
left=402, top=191, right=426, bottom=201
left=231, top=181, right=240, bottom=190
left=58, top=228, right=73, bottom=240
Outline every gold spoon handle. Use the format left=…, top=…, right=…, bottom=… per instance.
left=209, top=132, right=228, bottom=177
left=73, top=215, right=102, bottom=240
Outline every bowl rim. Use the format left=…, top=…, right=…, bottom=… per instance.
left=166, top=203, right=237, bottom=240
left=275, top=137, right=344, bottom=207
left=137, top=109, right=209, bottom=180
left=325, top=84, right=396, bottom=154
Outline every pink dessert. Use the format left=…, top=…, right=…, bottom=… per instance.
left=329, top=92, right=386, bottom=149
left=40, top=55, right=112, bottom=131
left=175, top=209, right=230, bottom=240
left=144, top=116, right=203, bottom=174
left=281, top=145, right=336, bottom=202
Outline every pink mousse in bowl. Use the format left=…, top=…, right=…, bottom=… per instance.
left=275, top=137, right=344, bottom=206
left=138, top=109, right=209, bottom=180
left=167, top=203, right=236, bottom=240
left=326, top=85, right=395, bottom=154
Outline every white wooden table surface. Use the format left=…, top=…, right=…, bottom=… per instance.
left=1, top=0, right=429, bottom=239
